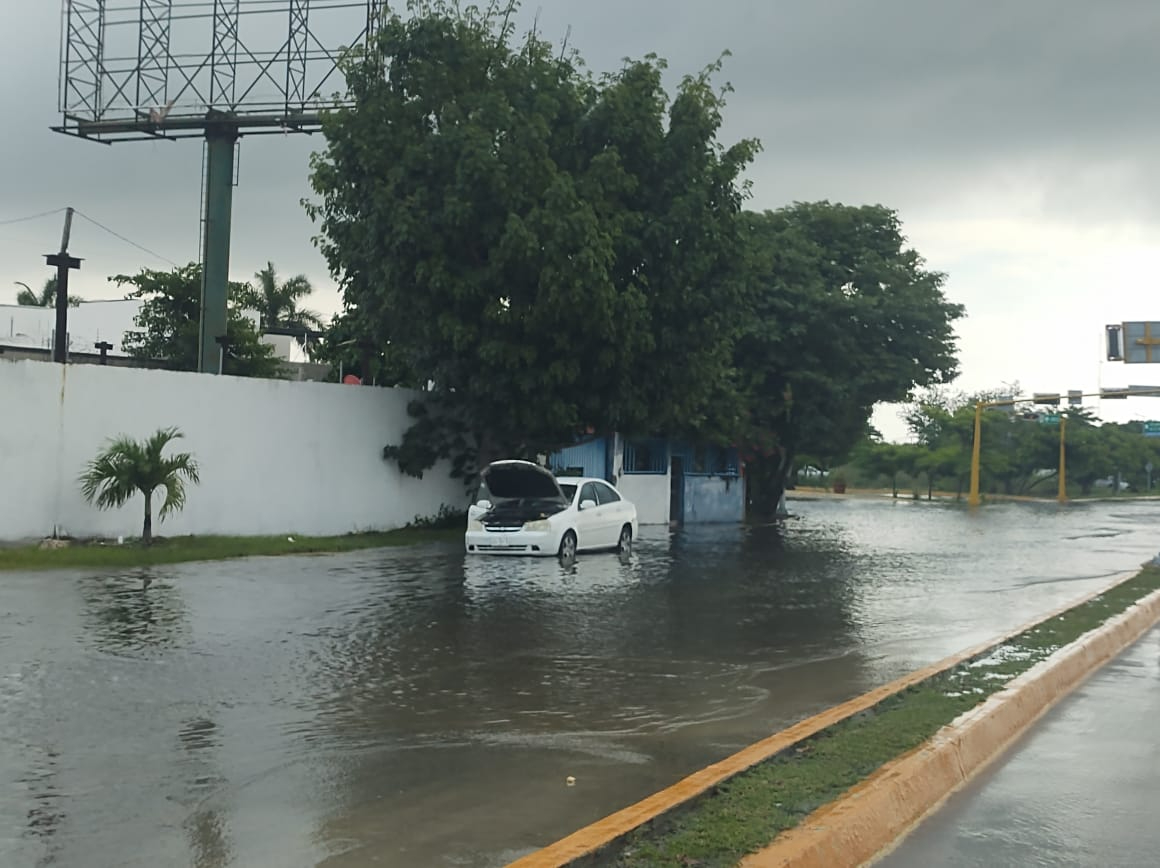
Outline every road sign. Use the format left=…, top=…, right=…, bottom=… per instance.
left=1121, top=322, right=1160, bottom=363
left=1040, top=413, right=1061, bottom=426
left=1144, top=422, right=1160, bottom=438
left=1068, top=390, right=1083, bottom=406
left=1107, top=324, right=1124, bottom=361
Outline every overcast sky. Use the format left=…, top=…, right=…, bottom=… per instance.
left=4, top=0, right=1160, bottom=439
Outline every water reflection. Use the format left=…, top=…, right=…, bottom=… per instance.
left=1, top=499, right=1159, bottom=868
left=78, top=570, right=188, bottom=655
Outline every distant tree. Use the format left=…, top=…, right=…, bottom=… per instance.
left=79, top=427, right=201, bottom=546
left=243, top=262, right=324, bottom=335
left=16, top=275, right=82, bottom=307
left=111, top=263, right=283, bottom=378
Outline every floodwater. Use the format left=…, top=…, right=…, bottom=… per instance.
left=2, top=497, right=1158, bottom=868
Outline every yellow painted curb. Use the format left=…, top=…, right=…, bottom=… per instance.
left=739, top=586, right=1160, bottom=868
left=506, top=569, right=1142, bottom=868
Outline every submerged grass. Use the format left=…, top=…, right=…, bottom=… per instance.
left=0, top=527, right=462, bottom=572
left=609, top=566, right=1160, bottom=868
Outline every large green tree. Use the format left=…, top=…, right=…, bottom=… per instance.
left=305, top=0, right=758, bottom=480
left=736, top=202, right=965, bottom=514
left=112, top=263, right=283, bottom=378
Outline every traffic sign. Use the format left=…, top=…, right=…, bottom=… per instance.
left=1040, top=413, right=1061, bottom=426
left=1144, top=421, right=1160, bottom=438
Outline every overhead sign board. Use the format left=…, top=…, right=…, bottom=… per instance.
left=1144, top=421, right=1160, bottom=438
left=1039, top=413, right=1061, bottom=426
left=1121, top=322, right=1160, bottom=364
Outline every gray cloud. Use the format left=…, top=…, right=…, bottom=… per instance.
left=4, top=0, right=1160, bottom=311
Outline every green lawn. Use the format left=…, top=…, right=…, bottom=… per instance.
left=607, top=566, right=1160, bottom=867
left=0, top=527, right=463, bottom=572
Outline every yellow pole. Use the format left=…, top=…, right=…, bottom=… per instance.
left=1058, top=416, right=1068, bottom=503
left=968, top=401, right=983, bottom=506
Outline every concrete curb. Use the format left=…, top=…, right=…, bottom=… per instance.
left=505, top=569, right=1141, bottom=868
left=739, top=586, right=1160, bottom=868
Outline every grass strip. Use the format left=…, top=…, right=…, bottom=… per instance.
left=607, top=566, right=1160, bottom=868
left=0, top=528, right=462, bottom=572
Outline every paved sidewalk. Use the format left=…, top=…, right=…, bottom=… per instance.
left=880, top=625, right=1160, bottom=868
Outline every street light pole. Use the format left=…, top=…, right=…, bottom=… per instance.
left=1058, top=416, right=1068, bottom=504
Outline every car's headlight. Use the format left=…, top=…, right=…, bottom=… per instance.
left=467, top=520, right=483, bottom=532
left=523, top=519, right=551, bottom=532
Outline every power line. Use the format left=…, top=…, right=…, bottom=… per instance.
left=73, top=210, right=181, bottom=268
left=0, top=207, right=67, bottom=227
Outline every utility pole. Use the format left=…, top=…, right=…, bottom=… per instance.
left=44, top=207, right=81, bottom=364
left=968, top=402, right=984, bottom=507
left=1058, top=416, right=1068, bottom=504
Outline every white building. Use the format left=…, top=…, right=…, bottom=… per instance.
left=0, top=299, right=142, bottom=357
left=0, top=299, right=298, bottom=361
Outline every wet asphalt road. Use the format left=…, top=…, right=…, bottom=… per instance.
left=2, top=497, right=1159, bottom=868
left=880, top=624, right=1160, bottom=868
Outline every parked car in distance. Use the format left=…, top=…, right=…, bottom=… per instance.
left=465, top=459, right=638, bottom=558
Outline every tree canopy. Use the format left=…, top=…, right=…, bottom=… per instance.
left=306, top=0, right=759, bottom=479
left=306, top=0, right=965, bottom=496
left=733, top=203, right=964, bottom=512
left=112, top=263, right=283, bottom=378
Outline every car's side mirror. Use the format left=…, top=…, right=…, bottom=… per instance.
left=579, top=499, right=597, bottom=511
left=476, top=499, right=492, bottom=510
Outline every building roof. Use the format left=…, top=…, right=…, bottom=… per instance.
left=0, top=299, right=141, bottom=356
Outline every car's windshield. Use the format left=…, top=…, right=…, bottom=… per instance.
left=559, top=483, right=578, bottom=501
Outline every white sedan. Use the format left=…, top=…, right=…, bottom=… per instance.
left=465, top=459, right=638, bottom=558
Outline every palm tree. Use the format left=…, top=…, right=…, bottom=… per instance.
left=249, top=262, right=323, bottom=334
left=16, top=275, right=82, bottom=307
left=79, top=427, right=201, bottom=545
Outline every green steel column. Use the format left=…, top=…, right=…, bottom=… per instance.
left=199, top=120, right=238, bottom=374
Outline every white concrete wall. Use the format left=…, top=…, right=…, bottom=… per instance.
left=609, top=434, right=670, bottom=525
left=0, top=359, right=467, bottom=542
left=616, top=473, right=670, bottom=525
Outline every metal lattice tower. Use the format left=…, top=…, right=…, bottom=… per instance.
left=55, top=0, right=387, bottom=373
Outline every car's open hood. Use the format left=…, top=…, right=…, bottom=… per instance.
left=482, top=460, right=566, bottom=501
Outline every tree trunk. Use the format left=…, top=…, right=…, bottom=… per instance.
left=143, top=489, right=153, bottom=546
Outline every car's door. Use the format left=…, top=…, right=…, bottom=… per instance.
left=575, top=482, right=602, bottom=550
left=594, top=481, right=627, bottom=546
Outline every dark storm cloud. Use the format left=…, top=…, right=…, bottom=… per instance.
left=3, top=0, right=1160, bottom=305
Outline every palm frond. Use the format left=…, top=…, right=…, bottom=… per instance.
left=157, top=453, right=200, bottom=518
left=79, top=435, right=145, bottom=509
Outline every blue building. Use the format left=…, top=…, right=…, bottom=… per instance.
left=546, top=433, right=744, bottom=526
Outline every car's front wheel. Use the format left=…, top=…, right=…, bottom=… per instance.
left=617, top=524, right=633, bottom=553
left=558, top=530, right=578, bottom=560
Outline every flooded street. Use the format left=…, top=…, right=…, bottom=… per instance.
left=2, top=497, right=1158, bottom=868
